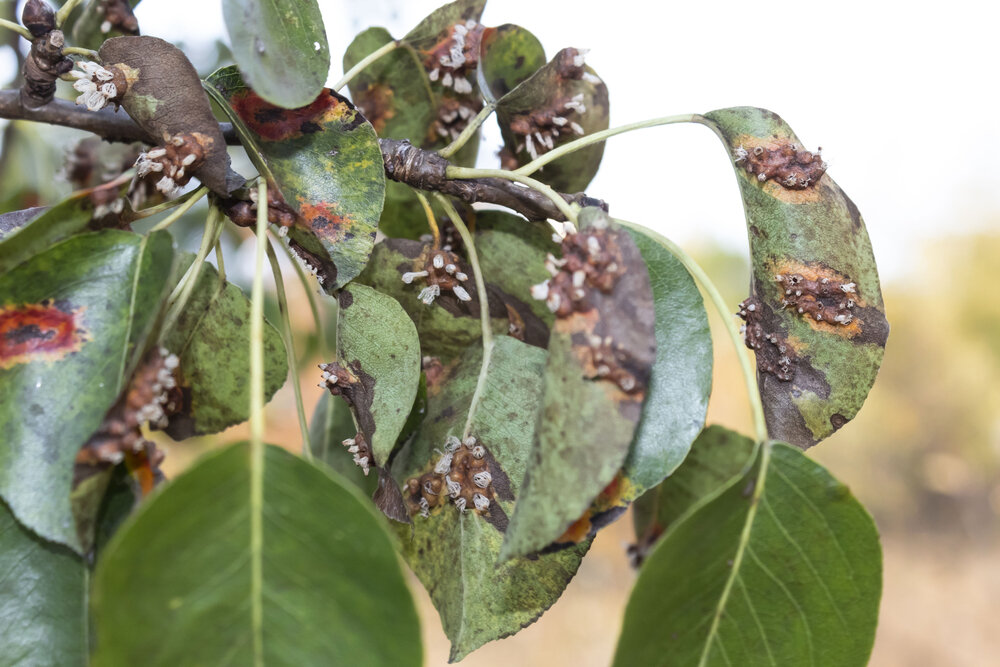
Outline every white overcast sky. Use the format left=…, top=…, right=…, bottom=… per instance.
left=5, top=0, right=999, bottom=278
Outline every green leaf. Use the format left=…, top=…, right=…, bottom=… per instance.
left=162, top=259, right=287, bottom=438
left=476, top=24, right=545, bottom=104
left=392, top=335, right=588, bottom=661
left=98, top=37, right=236, bottom=195
left=0, top=500, right=87, bottom=666
left=402, top=0, right=486, bottom=52
left=91, top=442, right=422, bottom=666
left=308, top=393, right=378, bottom=496
left=500, top=210, right=656, bottom=559
left=702, top=107, right=889, bottom=447
left=0, top=230, right=173, bottom=551
left=334, top=284, right=421, bottom=466
left=614, top=442, right=881, bottom=667
left=70, top=0, right=141, bottom=51
left=207, top=66, right=385, bottom=289
left=631, top=425, right=755, bottom=564
left=618, top=225, right=713, bottom=499
left=222, top=0, right=329, bottom=109
left=495, top=47, right=609, bottom=192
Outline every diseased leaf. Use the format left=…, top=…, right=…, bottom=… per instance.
left=0, top=230, right=173, bottom=551
left=162, top=259, right=287, bottom=438
left=91, top=442, right=422, bottom=666
left=476, top=24, right=545, bottom=104
left=0, top=500, right=87, bottom=666
left=402, top=0, right=486, bottom=52
left=613, top=442, right=882, bottom=667
left=222, top=0, right=329, bottom=109
left=630, top=425, right=755, bottom=566
left=392, top=335, right=589, bottom=661
left=98, top=36, right=235, bottom=195
left=0, top=184, right=128, bottom=275
left=309, top=393, right=378, bottom=496
left=703, top=107, right=889, bottom=447
left=495, top=47, right=609, bottom=192
left=207, top=66, right=385, bottom=289
left=501, top=208, right=655, bottom=559
left=332, top=283, right=421, bottom=466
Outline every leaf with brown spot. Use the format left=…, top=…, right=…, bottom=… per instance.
left=391, top=335, right=589, bottom=661
left=98, top=36, right=236, bottom=196
left=0, top=230, right=173, bottom=551
left=207, top=65, right=385, bottom=289
left=703, top=107, right=889, bottom=447
left=500, top=207, right=656, bottom=560
left=494, top=47, right=609, bottom=192
left=476, top=24, right=546, bottom=105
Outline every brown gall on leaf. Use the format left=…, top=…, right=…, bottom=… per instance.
left=75, top=347, right=180, bottom=493
left=131, top=132, right=212, bottom=200
left=420, top=18, right=484, bottom=96
left=769, top=259, right=873, bottom=339
left=403, top=434, right=509, bottom=529
left=738, top=297, right=797, bottom=381
left=338, top=432, right=372, bottom=477
left=0, top=300, right=89, bottom=370
left=733, top=140, right=827, bottom=189
left=318, top=360, right=378, bottom=467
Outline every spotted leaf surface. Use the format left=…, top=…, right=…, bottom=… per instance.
left=476, top=24, right=545, bottom=105
left=222, top=0, right=329, bottom=109
left=613, top=442, right=881, bottom=667
left=332, top=284, right=420, bottom=467
left=391, top=336, right=589, bottom=661
left=207, top=66, right=385, bottom=289
left=0, top=230, right=173, bottom=551
left=495, top=47, right=609, bottom=192
left=703, top=107, right=889, bottom=447
left=500, top=208, right=656, bottom=560
left=630, top=425, right=755, bottom=566
left=162, top=259, right=287, bottom=439
left=0, top=500, right=87, bottom=666
left=98, top=37, right=234, bottom=195
left=91, top=443, right=422, bottom=666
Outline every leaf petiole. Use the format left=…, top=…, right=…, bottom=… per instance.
left=413, top=189, right=441, bottom=248
left=54, top=0, right=85, bottom=28
left=0, top=18, right=33, bottom=41
left=332, top=39, right=399, bottom=92
left=146, top=186, right=209, bottom=232
left=158, top=206, right=222, bottom=343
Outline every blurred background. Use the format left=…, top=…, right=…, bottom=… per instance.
left=2, top=0, right=998, bottom=665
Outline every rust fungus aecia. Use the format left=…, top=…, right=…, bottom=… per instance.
left=531, top=227, right=626, bottom=318
left=400, top=247, right=472, bottom=305
left=404, top=435, right=496, bottom=518
left=133, top=133, right=211, bottom=198
left=734, top=140, right=827, bottom=189
left=775, top=273, right=858, bottom=325
left=70, top=61, right=127, bottom=112
left=737, top=298, right=797, bottom=381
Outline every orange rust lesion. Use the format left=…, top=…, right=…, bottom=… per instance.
left=231, top=89, right=347, bottom=142
left=556, top=474, right=632, bottom=544
left=0, top=301, right=88, bottom=369
left=768, top=258, right=867, bottom=338
left=733, top=133, right=826, bottom=204
left=295, top=199, right=355, bottom=236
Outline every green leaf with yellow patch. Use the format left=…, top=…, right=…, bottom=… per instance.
left=0, top=230, right=173, bottom=551
left=391, top=335, right=589, bottom=661
left=207, top=65, right=385, bottom=289
left=701, top=107, right=889, bottom=447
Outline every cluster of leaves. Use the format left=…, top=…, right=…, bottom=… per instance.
left=0, top=0, right=889, bottom=664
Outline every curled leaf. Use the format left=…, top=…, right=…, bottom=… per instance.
left=98, top=36, right=235, bottom=195
left=702, top=107, right=889, bottom=447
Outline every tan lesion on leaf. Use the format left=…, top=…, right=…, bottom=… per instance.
left=768, top=258, right=867, bottom=338
left=356, top=83, right=397, bottom=135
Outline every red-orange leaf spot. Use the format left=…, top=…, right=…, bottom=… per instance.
left=230, top=88, right=351, bottom=142
left=297, top=199, right=355, bottom=234
left=0, top=301, right=88, bottom=369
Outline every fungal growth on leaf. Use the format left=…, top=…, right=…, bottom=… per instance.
left=69, top=60, right=128, bottom=112
left=738, top=297, right=797, bottom=381
left=133, top=133, right=211, bottom=198
left=733, top=141, right=827, bottom=189
left=776, top=272, right=857, bottom=325
left=400, top=246, right=472, bottom=304
left=404, top=435, right=496, bottom=519
left=531, top=225, right=627, bottom=318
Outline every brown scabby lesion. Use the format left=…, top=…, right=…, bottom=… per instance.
left=776, top=272, right=857, bottom=325
left=404, top=435, right=498, bottom=520
left=318, top=360, right=376, bottom=475
left=738, top=297, right=797, bottom=381
left=733, top=141, right=827, bottom=189
left=399, top=246, right=472, bottom=305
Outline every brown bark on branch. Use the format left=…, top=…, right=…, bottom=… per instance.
left=0, top=91, right=605, bottom=222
